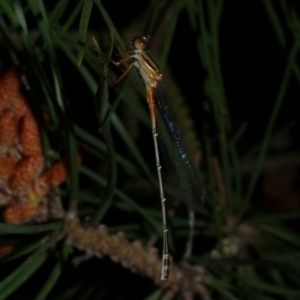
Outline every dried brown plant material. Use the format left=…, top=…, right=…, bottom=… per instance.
left=0, top=156, right=16, bottom=180
left=3, top=199, right=39, bottom=224
left=0, top=66, right=82, bottom=224
left=19, top=115, right=43, bottom=156
left=12, top=94, right=33, bottom=120
left=0, top=67, right=20, bottom=111
left=0, top=193, right=12, bottom=206
left=0, top=110, right=17, bottom=147
left=9, top=155, right=43, bottom=195
left=39, top=157, right=70, bottom=188
left=29, top=190, right=64, bottom=223
left=63, top=217, right=210, bottom=300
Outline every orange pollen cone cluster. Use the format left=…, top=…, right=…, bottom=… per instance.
left=0, top=67, right=81, bottom=224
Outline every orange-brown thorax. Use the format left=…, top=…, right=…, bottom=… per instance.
left=132, top=36, right=162, bottom=88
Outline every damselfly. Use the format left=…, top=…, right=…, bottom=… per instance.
left=101, top=35, right=205, bottom=280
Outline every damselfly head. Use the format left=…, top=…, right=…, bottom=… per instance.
left=132, top=36, right=148, bottom=50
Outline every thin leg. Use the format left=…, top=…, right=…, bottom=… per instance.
left=94, top=45, right=135, bottom=66
left=96, top=50, right=135, bottom=84
left=97, top=48, right=136, bottom=84
left=109, top=54, right=135, bottom=67
left=113, top=63, right=134, bottom=84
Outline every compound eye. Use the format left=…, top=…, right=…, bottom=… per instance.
left=133, top=36, right=148, bottom=50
